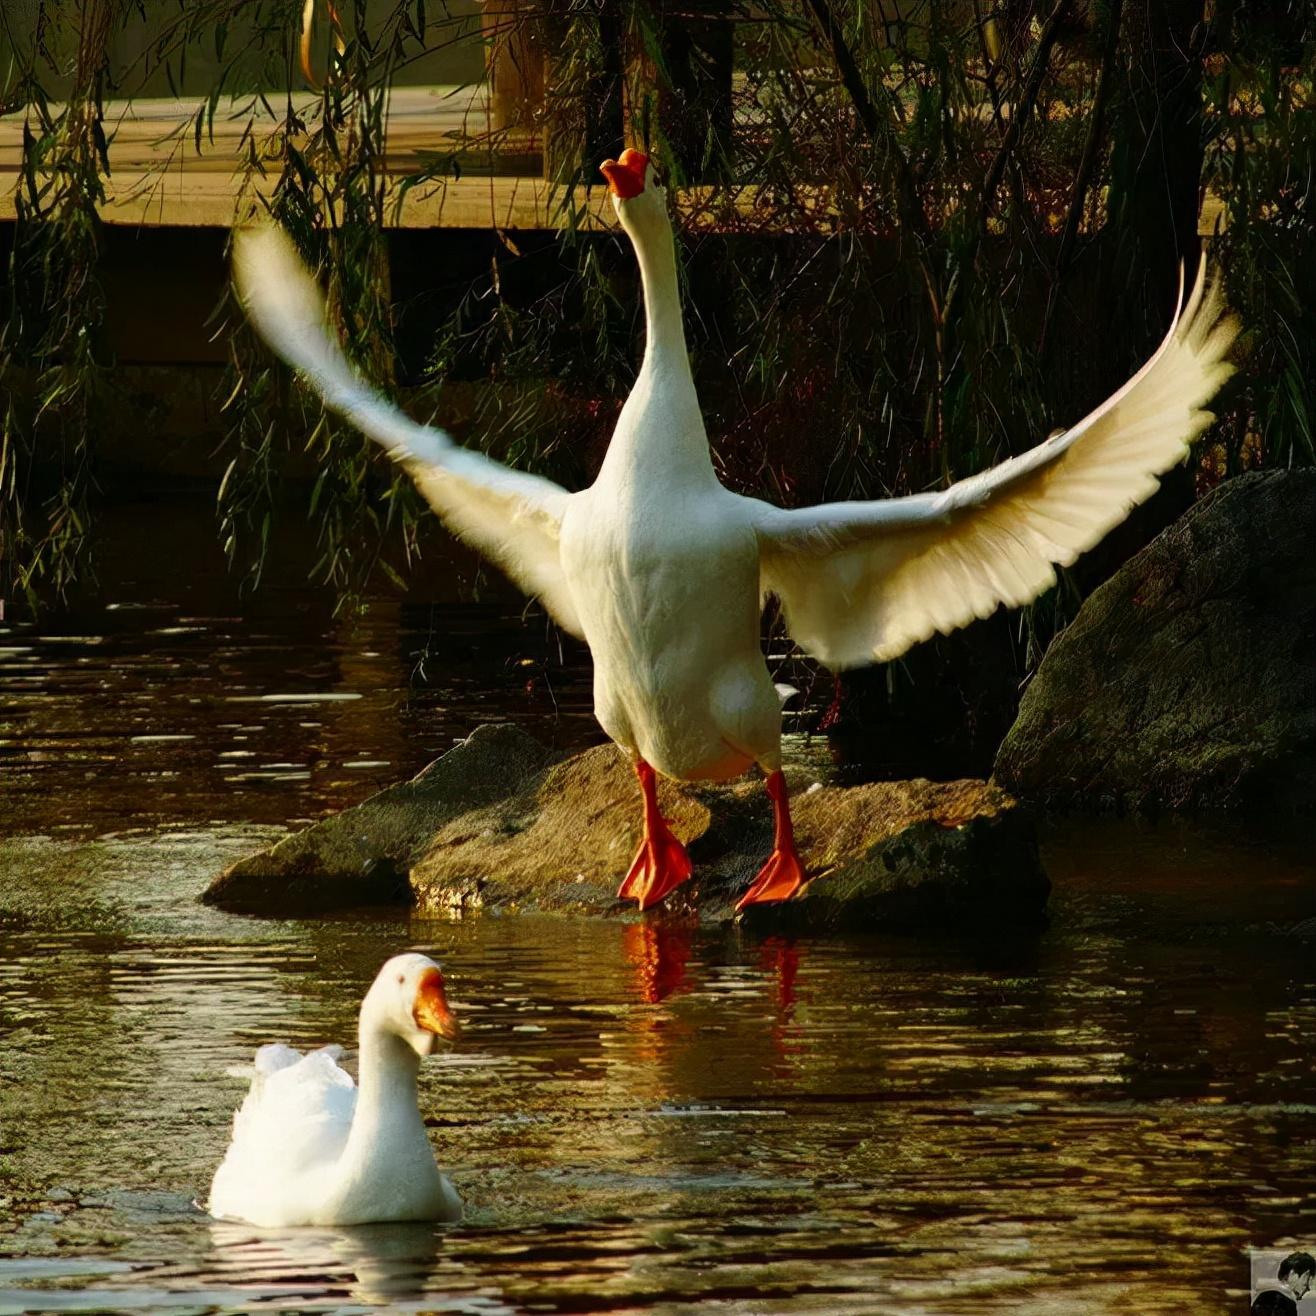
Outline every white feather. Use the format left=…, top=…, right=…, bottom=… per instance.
left=230, top=225, right=584, bottom=637
left=206, top=954, right=462, bottom=1228
left=755, top=257, right=1239, bottom=667
left=208, top=1045, right=357, bottom=1224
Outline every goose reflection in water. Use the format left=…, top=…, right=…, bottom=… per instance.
left=622, top=923, right=805, bottom=1014
left=206, top=1219, right=466, bottom=1309
left=759, top=936, right=800, bottom=1013
left=624, top=922, right=694, bottom=1004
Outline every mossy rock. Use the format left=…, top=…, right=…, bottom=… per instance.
left=208, top=725, right=1048, bottom=929
left=994, top=470, right=1316, bottom=813
left=204, top=723, right=554, bottom=914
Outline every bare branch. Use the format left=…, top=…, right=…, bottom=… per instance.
left=801, top=0, right=933, bottom=251
left=1056, top=0, right=1124, bottom=271
left=979, top=0, right=1073, bottom=234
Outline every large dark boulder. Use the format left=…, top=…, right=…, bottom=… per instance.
left=207, top=725, right=1048, bottom=928
left=994, top=470, right=1316, bottom=813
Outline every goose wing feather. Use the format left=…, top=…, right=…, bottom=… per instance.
left=754, top=259, right=1238, bottom=668
left=207, top=1044, right=357, bottom=1220
left=232, top=226, right=584, bottom=637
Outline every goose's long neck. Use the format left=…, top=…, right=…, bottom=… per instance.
left=599, top=209, right=714, bottom=486
left=636, top=221, right=689, bottom=377
left=341, top=1016, right=426, bottom=1166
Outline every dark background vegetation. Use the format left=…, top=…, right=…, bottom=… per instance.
left=1, top=0, right=1312, bottom=775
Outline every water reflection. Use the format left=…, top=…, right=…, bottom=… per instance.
left=1, top=825, right=1314, bottom=1311
left=624, top=921, right=694, bottom=1003
left=1, top=502, right=1314, bottom=1311
left=205, top=1220, right=455, bottom=1307
left=758, top=936, right=804, bottom=1070
left=759, top=935, right=801, bottom=1012
left=0, top=590, right=597, bottom=839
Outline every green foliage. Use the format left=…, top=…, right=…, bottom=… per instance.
left=1, top=0, right=1311, bottom=635
left=1203, top=14, right=1315, bottom=473
left=1, top=0, right=116, bottom=606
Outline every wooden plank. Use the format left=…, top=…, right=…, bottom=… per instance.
left=0, top=86, right=1229, bottom=234
left=0, top=85, right=516, bottom=175
left=1, top=169, right=614, bottom=231
left=0, top=167, right=1230, bottom=236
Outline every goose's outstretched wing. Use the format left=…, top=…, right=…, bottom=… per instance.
left=232, top=226, right=584, bottom=637
left=755, top=260, right=1238, bottom=669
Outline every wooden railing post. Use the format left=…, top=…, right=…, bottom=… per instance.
left=479, top=0, right=546, bottom=136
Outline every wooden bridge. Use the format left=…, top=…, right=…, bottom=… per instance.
left=0, top=85, right=622, bottom=230
left=0, top=83, right=1226, bottom=235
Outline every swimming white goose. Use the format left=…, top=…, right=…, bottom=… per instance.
left=232, top=148, right=1237, bottom=913
left=208, top=953, right=462, bottom=1227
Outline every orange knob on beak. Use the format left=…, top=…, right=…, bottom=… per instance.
left=600, top=148, right=649, bottom=199
left=413, top=967, right=461, bottom=1042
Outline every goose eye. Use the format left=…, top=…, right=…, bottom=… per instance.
left=397, top=973, right=405, bottom=984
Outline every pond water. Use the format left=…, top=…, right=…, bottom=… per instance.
left=1, top=499, right=1315, bottom=1313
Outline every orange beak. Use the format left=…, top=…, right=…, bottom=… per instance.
left=600, top=148, right=649, bottom=199
left=413, top=967, right=460, bottom=1042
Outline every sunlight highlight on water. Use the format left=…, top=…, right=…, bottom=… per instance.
left=1, top=818, right=1314, bottom=1313
left=1, top=513, right=1314, bottom=1312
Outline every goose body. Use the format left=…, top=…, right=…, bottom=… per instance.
left=208, top=954, right=462, bottom=1228
left=564, top=488, right=774, bottom=784
left=560, top=175, right=775, bottom=784
left=563, top=376, right=774, bottom=784
left=232, top=148, right=1238, bottom=911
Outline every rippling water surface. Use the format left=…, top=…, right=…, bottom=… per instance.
left=1, top=501, right=1314, bottom=1313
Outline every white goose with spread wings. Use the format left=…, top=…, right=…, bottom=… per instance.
left=232, top=148, right=1238, bottom=912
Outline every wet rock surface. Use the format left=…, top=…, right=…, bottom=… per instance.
left=994, top=470, right=1316, bottom=814
left=204, top=723, right=554, bottom=914
left=207, top=724, right=1048, bottom=927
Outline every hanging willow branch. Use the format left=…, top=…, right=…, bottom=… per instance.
left=1056, top=0, right=1124, bottom=271
left=1, top=0, right=1309, bottom=630
left=801, top=0, right=933, bottom=253
left=1, top=0, right=118, bottom=605
left=978, top=0, right=1074, bottom=234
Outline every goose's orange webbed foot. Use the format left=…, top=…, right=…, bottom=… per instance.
left=619, top=829, right=693, bottom=910
left=736, top=845, right=806, bottom=909
left=736, top=770, right=808, bottom=910
left=618, top=759, right=693, bottom=911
